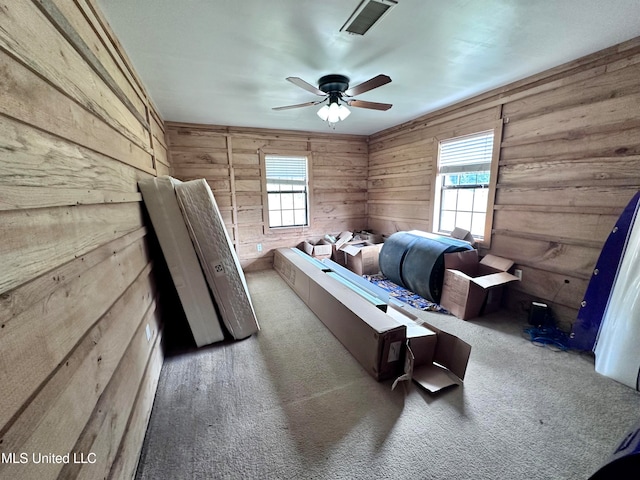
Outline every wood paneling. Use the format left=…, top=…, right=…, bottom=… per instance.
left=167, top=124, right=369, bottom=270
left=0, top=1, right=167, bottom=478
left=7, top=3, right=636, bottom=477
left=368, top=36, right=640, bottom=327
left=367, top=107, right=501, bottom=243
left=0, top=1, right=150, bottom=152
left=161, top=37, right=640, bottom=331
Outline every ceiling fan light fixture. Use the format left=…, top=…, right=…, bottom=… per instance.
left=337, top=104, right=351, bottom=121
left=327, top=102, right=341, bottom=123
left=317, top=104, right=330, bottom=121
left=317, top=101, right=350, bottom=123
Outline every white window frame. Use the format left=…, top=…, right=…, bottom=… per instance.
left=260, top=151, right=312, bottom=232
left=431, top=121, right=502, bottom=247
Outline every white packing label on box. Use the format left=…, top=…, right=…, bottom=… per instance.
left=388, top=340, right=402, bottom=362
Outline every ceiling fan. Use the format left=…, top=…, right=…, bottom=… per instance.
left=273, top=74, right=392, bottom=123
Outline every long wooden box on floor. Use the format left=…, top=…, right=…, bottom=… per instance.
left=274, top=248, right=471, bottom=391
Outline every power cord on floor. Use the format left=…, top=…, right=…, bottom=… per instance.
left=523, top=324, right=570, bottom=351
left=523, top=302, right=571, bottom=351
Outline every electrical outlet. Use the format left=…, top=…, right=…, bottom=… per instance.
left=514, top=269, right=523, bottom=280
left=256, top=243, right=262, bottom=252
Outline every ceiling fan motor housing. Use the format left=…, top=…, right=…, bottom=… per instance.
left=318, top=74, right=350, bottom=95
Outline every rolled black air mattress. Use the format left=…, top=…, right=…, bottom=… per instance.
left=379, top=231, right=473, bottom=303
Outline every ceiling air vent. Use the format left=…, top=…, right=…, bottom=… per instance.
left=340, top=0, right=398, bottom=36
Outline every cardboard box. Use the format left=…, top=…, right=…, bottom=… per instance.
left=327, top=231, right=353, bottom=266
left=450, top=227, right=476, bottom=247
left=440, top=249, right=520, bottom=320
left=276, top=247, right=404, bottom=380
left=299, top=238, right=332, bottom=259
left=341, top=241, right=383, bottom=276
left=274, top=248, right=471, bottom=392
left=334, top=231, right=354, bottom=249
left=387, top=302, right=471, bottom=392
left=354, top=230, right=384, bottom=244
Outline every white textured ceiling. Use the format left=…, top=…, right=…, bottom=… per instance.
left=97, top=0, right=640, bottom=136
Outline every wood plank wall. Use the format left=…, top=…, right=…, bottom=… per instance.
left=167, top=123, right=369, bottom=270
left=368, top=37, right=640, bottom=328
left=0, top=1, right=168, bottom=478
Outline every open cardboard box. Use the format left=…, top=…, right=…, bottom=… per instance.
left=440, top=249, right=520, bottom=320
left=274, top=247, right=471, bottom=392
left=299, top=238, right=332, bottom=259
left=387, top=301, right=471, bottom=392
left=354, top=230, right=384, bottom=244
left=450, top=226, right=476, bottom=247
left=340, top=241, right=383, bottom=276
left=333, top=231, right=353, bottom=249
left=327, top=231, right=353, bottom=266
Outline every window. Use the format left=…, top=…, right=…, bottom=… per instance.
left=264, top=154, right=309, bottom=228
left=433, top=130, right=496, bottom=241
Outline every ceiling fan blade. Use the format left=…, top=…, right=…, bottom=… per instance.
left=347, top=99, right=392, bottom=111
left=272, top=100, right=323, bottom=111
left=286, top=77, right=326, bottom=96
left=344, top=74, right=391, bottom=97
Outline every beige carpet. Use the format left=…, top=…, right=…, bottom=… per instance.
left=135, top=269, right=640, bottom=479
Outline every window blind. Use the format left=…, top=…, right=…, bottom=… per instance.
left=265, top=155, right=307, bottom=187
left=438, top=131, right=494, bottom=174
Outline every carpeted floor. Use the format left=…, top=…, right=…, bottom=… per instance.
left=135, top=269, right=640, bottom=480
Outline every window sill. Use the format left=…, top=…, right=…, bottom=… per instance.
left=263, top=224, right=310, bottom=235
